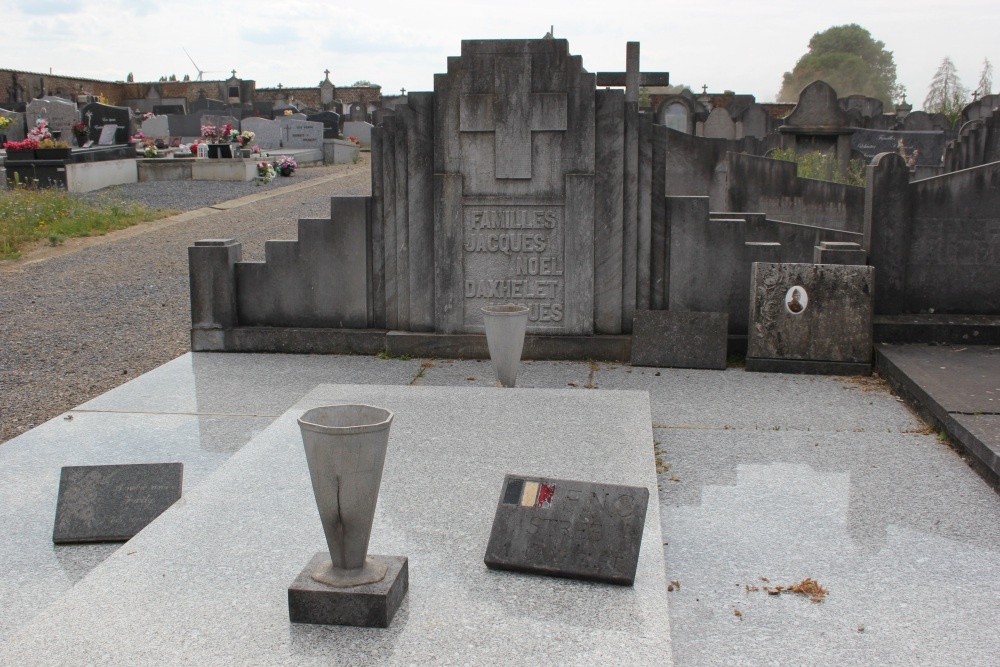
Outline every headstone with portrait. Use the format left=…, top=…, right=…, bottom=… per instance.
left=746, top=262, right=874, bottom=375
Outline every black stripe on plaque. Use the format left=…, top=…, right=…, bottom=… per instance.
left=503, top=479, right=525, bottom=505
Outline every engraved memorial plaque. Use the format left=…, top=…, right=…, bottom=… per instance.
left=52, top=463, right=183, bottom=543
left=484, top=474, right=649, bottom=585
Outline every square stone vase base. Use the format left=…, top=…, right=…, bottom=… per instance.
left=288, top=553, right=408, bottom=628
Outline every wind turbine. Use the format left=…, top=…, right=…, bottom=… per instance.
left=182, top=48, right=222, bottom=81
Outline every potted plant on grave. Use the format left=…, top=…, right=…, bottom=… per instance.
left=257, top=161, right=276, bottom=184
left=36, top=137, right=72, bottom=160
left=4, top=137, right=40, bottom=160
left=274, top=155, right=297, bottom=177
left=238, top=130, right=255, bottom=157
left=71, top=121, right=89, bottom=147
left=203, top=123, right=233, bottom=159
left=143, top=144, right=159, bottom=158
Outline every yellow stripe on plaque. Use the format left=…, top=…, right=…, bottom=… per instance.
left=520, top=481, right=539, bottom=507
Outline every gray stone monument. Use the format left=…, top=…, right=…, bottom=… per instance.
left=746, top=262, right=874, bottom=375
left=0, top=108, right=26, bottom=142
left=26, top=96, right=79, bottom=138
left=240, top=117, right=282, bottom=150
left=277, top=118, right=323, bottom=149
left=342, top=120, right=373, bottom=146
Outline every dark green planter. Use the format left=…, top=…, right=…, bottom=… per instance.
left=36, top=147, right=72, bottom=160
left=5, top=149, right=35, bottom=161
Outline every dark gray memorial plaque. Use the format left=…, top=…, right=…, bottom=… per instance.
left=484, top=474, right=649, bottom=585
left=53, top=463, right=183, bottom=543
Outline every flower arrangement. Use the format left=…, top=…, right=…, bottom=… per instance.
left=252, top=144, right=260, bottom=154
left=201, top=124, right=218, bottom=141
left=348, top=136, right=361, bottom=147
left=257, top=161, right=276, bottom=183
left=274, top=155, right=297, bottom=176
left=217, top=123, right=237, bottom=143
left=4, top=137, right=39, bottom=151
left=0, top=116, right=12, bottom=131
left=190, top=139, right=202, bottom=155
left=144, top=145, right=158, bottom=158
left=130, top=131, right=145, bottom=144
left=238, top=130, right=255, bottom=147
left=71, top=121, right=88, bottom=139
left=29, top=117, right=52, bottom=141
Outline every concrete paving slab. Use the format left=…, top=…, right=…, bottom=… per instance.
left=595, top=363, right=921, bottom=433
left=0, top=411, right=272, bottom=642
left=413, top=358, right=594, bottom=389
left=877, top=344, right=1000, bottom=486
left=876, top=344, right=1000, bottom=415
left=658, top=428, right=1000, bottom=667
left=0, top=385, right=672, bottom=665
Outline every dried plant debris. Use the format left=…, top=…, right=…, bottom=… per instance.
left=837, top=374, right=889, bottom=394
left=902, top=423, right=936, bottom=435
left=733, top=609, right=744, bottom=620
left=746, top=577, right=828, bottom=603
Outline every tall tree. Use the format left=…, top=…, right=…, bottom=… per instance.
left=923, top=56, right=968, bottom=126
left=977, top=58, right=993, bottom=97
left=778, top=24, right=902, bottom=105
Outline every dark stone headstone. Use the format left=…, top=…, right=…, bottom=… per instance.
left=153, top=105, right=185, bottom=116
left=52, top=463, right=183, bottom=543
left=746, top=262, right=874, bottom=375
left=307, top=111, right=341, bottom=138
left=80, top=102, right=132, bottom=144
left=630, top=310, right=728, bottom=369
left=851, top=128, right=948, bottom=167
left=190, top=98, right=226, bottom=114
left=287, top=552, right=408, bottom=627
left=484, top=474, right=649, bottom=585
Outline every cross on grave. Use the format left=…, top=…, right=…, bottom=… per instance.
left=400, top=87, right=406, bottom=95
left=231, top=69, right=237, bottom=78
left=702, top=84, right=708, bottom=94
left=324, top=69, right=330, bottom=77
left=459, top=56, right=567, bottom=179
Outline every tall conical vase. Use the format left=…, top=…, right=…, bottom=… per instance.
left=297, top=404, right=393, bottom=587
left=481, top=304, right=530, bottom=388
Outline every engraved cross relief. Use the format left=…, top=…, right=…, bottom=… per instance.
left=459, top=55, right=568, bottom=179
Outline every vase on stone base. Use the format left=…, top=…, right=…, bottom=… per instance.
left=297, top=404, right=394, bottom=587
left=481, top=304, right=530, bottom=388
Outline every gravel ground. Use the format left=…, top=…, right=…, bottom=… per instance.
left=0, top=158, right=371, bottom=445
left=79, top=162, right=337, bottom=211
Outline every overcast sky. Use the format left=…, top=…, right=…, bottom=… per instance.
left=4, top=0, right=996, bottom=105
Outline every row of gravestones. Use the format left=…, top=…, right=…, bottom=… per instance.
left=2, top=96, right=134, bottom=145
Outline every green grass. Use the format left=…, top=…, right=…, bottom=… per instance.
left=0, top=184, right=174, bottom=259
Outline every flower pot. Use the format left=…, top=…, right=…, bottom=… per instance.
left=280, top=166, right=294, bottom=177
left=207, top=143, right=233, bottom=159
left=4, top=149, right=35, bottom=161
left=481, top=304, right=530, bottom=387
left=74, top=135, right=89, bottom=147
left=297, top=404, right=394, bottom=587
left=35, top=147, right=72, bottom=160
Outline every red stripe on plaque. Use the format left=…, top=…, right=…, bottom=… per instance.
left=536, top=483, right=555, bottom=507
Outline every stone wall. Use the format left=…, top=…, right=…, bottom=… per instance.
left=866, top=154, right=1000, bottom=315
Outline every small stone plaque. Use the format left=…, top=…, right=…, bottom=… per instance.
left=97, top=124, right=118, bottom=146
left=53, top=463, right=183, bottom=543
left=484, top=474, right=649, bottom=585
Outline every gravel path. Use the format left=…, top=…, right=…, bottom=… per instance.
left=0, top=159, right=371, bottom=445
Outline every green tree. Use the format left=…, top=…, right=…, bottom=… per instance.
left=778, top=24, right=902, bottom=105
left=923, top=56, right=968, bottom=127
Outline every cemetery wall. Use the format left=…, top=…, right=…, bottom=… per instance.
left=724, top=152, right=865, bottom=232
left=255, top=85, right=381, bottom=109
left=904, top=162, right=1000, bottom=314
left=1, top=69, right=123, bottom=105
